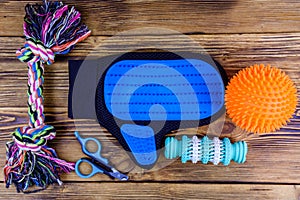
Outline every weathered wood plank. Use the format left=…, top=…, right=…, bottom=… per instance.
left=1, top=0, right=300, bottom=198
left=1, top=125, right=300, bottom=183
left=2, top=33, right=300, bottom=68
left=1, top=183, right=299, bottom=200
left=1, top=0, right=300, bottom=36
left=1, top=34, right=300, bottom=106
left=0, top=33, right=300, bottom=183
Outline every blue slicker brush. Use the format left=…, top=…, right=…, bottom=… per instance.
left=165, top=136, right=247, bottom=165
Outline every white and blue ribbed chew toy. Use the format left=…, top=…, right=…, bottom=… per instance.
left=164, top=136, right=247, bottom=165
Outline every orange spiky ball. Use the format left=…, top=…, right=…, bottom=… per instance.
left=225, top=64, right=297, bottom=133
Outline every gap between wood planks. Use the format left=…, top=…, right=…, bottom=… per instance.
left=0, top=183, right=299, bottom=200
left=1, top=0, right=300, bottom=36
left=0, top=32, right=300, bottom=184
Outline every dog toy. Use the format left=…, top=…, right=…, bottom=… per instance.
left=165, top=135, right=247, bottom=165
left=225, top=64, right=297, bottom=133
left=4, top=0, right=91, bottom=192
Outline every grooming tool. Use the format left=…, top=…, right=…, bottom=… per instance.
left=74, top=132, right=128, bottom=181
left=164, top=135, right=247, bottom=165
left=225, top=64, right=297, bottom=133
left=91, top=52, right=228, bottom=169
left=4, top=0, right=90, bottom=192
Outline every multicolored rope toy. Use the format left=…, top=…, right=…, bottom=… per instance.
left=165, top=136, right=247, bottom=165
left=4, top=0, right=91, bottom=192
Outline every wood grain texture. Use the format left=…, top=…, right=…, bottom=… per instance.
left=1, top=0, right=300, bottom=198
left=1, top=0, right=300, bottom=36
left=0, top=34, right=299, bottom=184
left=1, top=183, right=300, bottom=200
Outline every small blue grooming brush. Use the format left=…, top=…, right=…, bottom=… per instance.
left=165, top=136, right=247, bottom=165
left=95, top=52, right=228, bottom=169
left=68, top=52, right=228, bottom=169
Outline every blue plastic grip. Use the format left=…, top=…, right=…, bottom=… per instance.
left=120, top=124, right=157, bottom=166
left=74, top=131, right=109, bottom=178
left=75, top=158, right=105, bottom=179
left=74, top=131, right=108, bottom=164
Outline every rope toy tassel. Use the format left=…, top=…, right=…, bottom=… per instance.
left=4, top=0, right=91, bottom=192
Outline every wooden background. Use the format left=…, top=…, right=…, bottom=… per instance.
left=0, top=0, right=300, bottom=199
